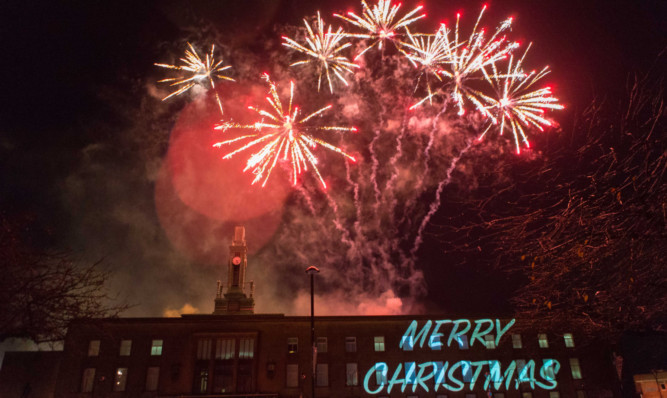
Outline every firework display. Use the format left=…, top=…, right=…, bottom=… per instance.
left=153, top=0, right=565, bottom=313
left=155, top=42, right=234, bottom=114
left=282, top=12, right=359, bottom=93
left=334, top=0, right=426, bottom=59
left=212, top=74, right=356, bottom=189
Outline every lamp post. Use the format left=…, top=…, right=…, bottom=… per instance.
left=306, top=266, right=320, bottom=398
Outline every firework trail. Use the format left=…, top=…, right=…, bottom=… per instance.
left=401, top=25, right=451, bottom=106
left=410, top=139, right=473, bottom=258
left=282, top=12, right=359, bottom=93
left=479, top=45, right=565, bottom=153
left=155, top=42, right=234, bottom=115
left=335, top=0, right=426, bottom=59
left=213, top=74, right=357, bottom=189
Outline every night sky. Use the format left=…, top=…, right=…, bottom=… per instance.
left=1, top=0, right=665, bottom=319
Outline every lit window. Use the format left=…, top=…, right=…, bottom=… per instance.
left=400, top=335, right=414, bottom=351
left=81, top=368, right=95, bottom=392
left=484, top=334, right=496, bottom=349
left=239, top=338, right=254, bottom=359
left=195, top=367, right=208, bottom=393
left=543, top=359, right=558, bottom=380
left=538, top=333, right=549, bottom=348
left=345, top=336, right=357, bottom=352
left=88, top=340, right=100, bottom=357
left=512, top=334, right=523, bottom=349
left=374, top=336, right=385, bottom=352
left=576, top=390, right=586, bottom=398
left=522, top=393, right=533, bottom=398
left=549, top=392, right=560, bottom=398
left=145, top=366, right=159, bottom=392
left=516, top=359, right=528, bottom=382
left=316, top=337, right=328, bottom=353
left=197, top=338, right=211, bottom=360
left=113, top=367, right=128, bottom=392
left=151, top=339, right=163, bottom=356
left=346, top=363, right=358, bottom=386
left=316, top=363, right=328, bottom=387
left=216, top=338, right=235, bottom=360
left=119, top=340, right=132, bottom=356
left=376, top=364, right=388, bottom=385
left=462, top=361, right=473, bottom=382
left=457, top=335, right=469, bottom=350
left=564, top=333, right=575, bottom=348
left=286, top=364, right=299, bottom=387
left=570, top=358, right=583, bottom=379
left=287, top=337, right=298, bottom=354
left=404, top=362, right=417, bottom=384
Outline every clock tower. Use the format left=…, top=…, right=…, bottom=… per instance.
left=213, top=226, right=255, bottom=314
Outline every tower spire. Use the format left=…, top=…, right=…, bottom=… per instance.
left=213, top=226, right=255, bottom=314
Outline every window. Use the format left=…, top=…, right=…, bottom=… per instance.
left=287, top=337, right=298, bottom=354
left=457, top=335, right=469, bottom=349
left=286, top=364, right=299, bottom=387
left=538, top=333, right=549, bottom=348
left=151, top=339, right=163, bottom=356
left=113, top=367, right=128, bottom=392
left=516, top=360, right=528, bottom=382
left=462, top=361, right=473, bottom=383
left=405, top=362, right=417, bottom=384
left=400, top=335, right=414, bottom=351
left=576, top=391, right=586, bottom=398
left=195, top=366, right=208, bottom=393
left=376, top=364, right=388, bottom=385
left=484, top=334, right=496, bottom=349
left=436, top=395, right=449, bottom=398
left=88, top=340, right=100, bottom=357
left=345, top=336, right=357, bottom=352
left=146, top=366, right=159, bottom=392
left=570, top=358, right=583, bottom=379
left=119, top=339, right=132, bottom=356
left=81, top=368, right=95, bottom=393
left=316, top=363, right=328, bottom=387
left=374, top=336, right=385, bottom=352
left=465, top=394, right=477, bottom=398
left=197, top=338, right=212, bottom=360
left=522, top=393, right=533, bottom=398
left=564, top=333, right=575, bottom=348
left=216, top=338, right=235, bottom=360
left=549, top=392, right=560, bottom=398
left=346, top=363, right=358, bottom=386
left=316, top=337, right=328, bottom=353
left=512, top=334, right=523, bottom=349
left=239, top=338, right=254, bottom=359
left=494, top=394, right=506, bottom=398
left=543, top=359, right=558, bottom=381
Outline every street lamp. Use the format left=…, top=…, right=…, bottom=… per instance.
left=306, top=266, right=320, bottom=398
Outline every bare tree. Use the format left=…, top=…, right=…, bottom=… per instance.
left=442, top=73, right=666, bottom=339
left=0, top=214, right=128, bottom=343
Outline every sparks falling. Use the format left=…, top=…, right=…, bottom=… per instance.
left=479, top=45, right=565, bottom=153
left=155, top=42, right=234, bottom=114
left=334, top=0, right=426, bottom=59
left=433, top=6, right=520, bottom=115
left=283, top=12, right=359, bottom=93
left=213, top=74, right=357, bottom=189
left=401, top=25, right=451, bottom=106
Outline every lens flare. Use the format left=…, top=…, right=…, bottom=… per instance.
left=335, top=0, right=426, bottom=59
left=213, top=74, right=357, bottom=189
left=283, top=12, right=359, bottom=93
left=155, top=42, right=234, bottom=114
left=479, top=45, right=564, bottom=153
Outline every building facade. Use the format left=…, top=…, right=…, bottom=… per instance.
left=1, top=227, right=623, bottom=398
